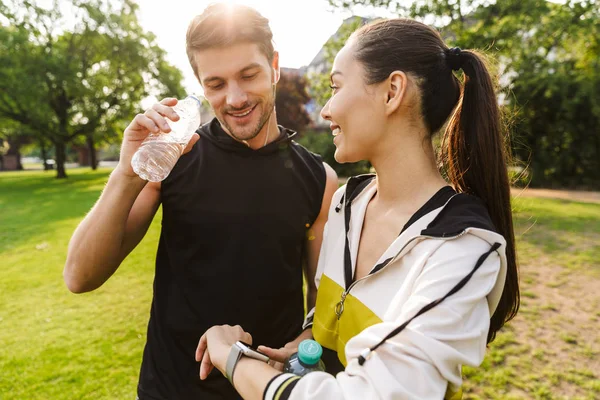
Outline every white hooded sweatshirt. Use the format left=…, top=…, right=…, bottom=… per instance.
left=264, top=175, right=507, bottom=400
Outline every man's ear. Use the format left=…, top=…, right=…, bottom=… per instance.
left=271, top=51, right=280, bottom=84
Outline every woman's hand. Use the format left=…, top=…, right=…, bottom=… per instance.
left=258, top=328, right=313, bottom=371
left=195, top=325, right=253, bottom=380
left=257, top=343, right=297, bottom=371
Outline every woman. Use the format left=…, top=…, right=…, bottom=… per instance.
left=195, top=18, right=519, bottom=400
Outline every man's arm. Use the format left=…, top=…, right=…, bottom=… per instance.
left=63, top=172, right=161, bottom=293
left=303, top=162, right=338, bottom=311
left=64, top=97, right=199, bottom=293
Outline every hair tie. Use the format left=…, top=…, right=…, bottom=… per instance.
left=446, top=47, right=463, bottom=71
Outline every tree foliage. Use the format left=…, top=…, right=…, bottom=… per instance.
left=0, top=0, right=185, bottom=178
left=275, top=70, right=312, bottom=133
left=322, top=0, right=600, bottom=188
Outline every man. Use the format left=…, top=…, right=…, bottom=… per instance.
left=64, top=4, right=338, bottom=399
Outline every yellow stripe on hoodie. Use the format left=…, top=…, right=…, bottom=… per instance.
left=313, top=274, right=463, bottom=400
left=313, top=274, right=382, bottom=366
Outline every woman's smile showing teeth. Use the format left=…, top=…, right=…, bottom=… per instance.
left=331, top=125, right=341, bottom=136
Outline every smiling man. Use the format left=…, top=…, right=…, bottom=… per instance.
left=64, top=3, right=337, bottom=400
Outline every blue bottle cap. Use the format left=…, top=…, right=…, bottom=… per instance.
left=298, top=340, right=323, bottom=365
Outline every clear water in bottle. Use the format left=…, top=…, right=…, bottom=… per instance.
left=131, top=95, right=202, bottom=182
left=283, top=340, right=326, bottom=377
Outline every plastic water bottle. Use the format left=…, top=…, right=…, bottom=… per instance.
left=131, top=95, right=202, bottom=182
left=283, top=340, right=326, bottom=376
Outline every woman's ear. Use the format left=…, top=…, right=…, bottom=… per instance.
left=384, top=71, right=408, bottom=116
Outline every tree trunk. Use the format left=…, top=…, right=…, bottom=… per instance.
left=87, top=135, right=97, bottom=170
left=6, top=137, right=24, bottom=170
left=55, top=141, right=68, bottom=179
left=40, top=141, right=51, bottom=171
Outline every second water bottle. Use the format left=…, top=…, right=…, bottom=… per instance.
left=283, top=340, right=326, bottom=377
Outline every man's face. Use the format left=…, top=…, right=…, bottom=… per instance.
left=195, top=43, right=278, bottom=142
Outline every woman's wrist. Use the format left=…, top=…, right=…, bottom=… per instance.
left=213, top=342, right=233, bottom=375
left=232, top=357, right=281, bottom=398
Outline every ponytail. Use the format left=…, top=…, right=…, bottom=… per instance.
left=443, top=50, right=520, bottom=343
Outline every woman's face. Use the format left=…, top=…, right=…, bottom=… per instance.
left=320, top=42, right=386, bottom=164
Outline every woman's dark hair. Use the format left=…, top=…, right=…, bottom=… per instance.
left=350, top=19, right=519, bottom=343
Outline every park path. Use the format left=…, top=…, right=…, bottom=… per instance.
left=511, top=187, right=600, bottom=204
left=338, top=177, right=600, bottom=204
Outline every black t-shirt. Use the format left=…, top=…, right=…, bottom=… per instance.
left=137, top=118, right=327, bottom=400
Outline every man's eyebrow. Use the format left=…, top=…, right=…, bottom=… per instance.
left=202, top=76, right=223, bottom=85
left=202, top=63, right=263, bottom=84
left=239, top=63, right=262, bottom=74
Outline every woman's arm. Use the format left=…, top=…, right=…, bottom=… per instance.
left=232, top=358, right=281, bottom=400
left=195, top=325, right=279, bottom=400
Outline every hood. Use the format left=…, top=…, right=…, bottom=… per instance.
left=197, top=117, right=296, bottom=156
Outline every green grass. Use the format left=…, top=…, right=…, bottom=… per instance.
left=1, top=169, right=599, bottom=399
left=511, top=195, right=600, bottom=271
left=0, top=169, right=158, bottom=399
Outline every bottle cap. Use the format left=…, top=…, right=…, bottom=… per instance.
left=298, top=340, right=323, bottom=365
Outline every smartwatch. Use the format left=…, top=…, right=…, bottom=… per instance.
left=225, top=341, right=270, bottom=384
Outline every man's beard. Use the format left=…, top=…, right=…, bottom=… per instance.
left=218, top=92, right=276, bottom=142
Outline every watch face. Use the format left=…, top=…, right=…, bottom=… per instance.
left=236, top=341, right=269, bottom=362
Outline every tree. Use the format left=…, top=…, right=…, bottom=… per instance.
left=324, top=0, right=600, bottom=188
left=497, top=1, right=600, bottom=188
left=0, top=119, right=33, bottom=171
left=306, top=16, right=367, bottom=108
left=0, top=0, right=185, bottom=178
left=300, top=16, right=372, bottom=177
left=275, top=70, right=312, bottom=133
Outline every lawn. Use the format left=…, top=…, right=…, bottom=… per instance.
left=0, top=168, right=598, bottom=399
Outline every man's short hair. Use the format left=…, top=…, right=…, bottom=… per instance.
left=186, top=4, right=275, bottom=79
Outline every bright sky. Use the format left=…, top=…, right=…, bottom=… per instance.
left=136, top=0, right=390, bottom=93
